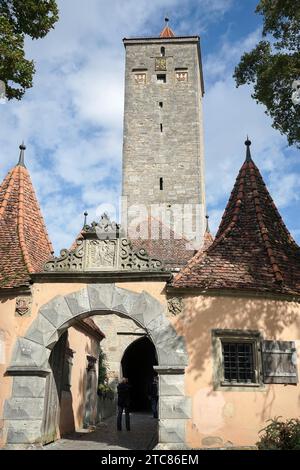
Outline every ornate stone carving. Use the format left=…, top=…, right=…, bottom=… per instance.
left=84, top=213, right=120, bottom=239
left=15, top=296, right=32, bottom=317
left=176, top=71, right=188, bottom=82
left=120, top=239, right=164, bottom=270
left=155, top=58, right=167, bottom=71
left=135, top=73, right=146, bottom=84
left=167, top=297, right=183, bottom=316
left=85, top=239, right=117, bottom=270
left=43, top=214, right=164, bottom=272
left=44, top=239, right=84, bottom=272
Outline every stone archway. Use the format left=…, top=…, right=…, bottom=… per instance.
left=4, top=284, right=190, bottom=449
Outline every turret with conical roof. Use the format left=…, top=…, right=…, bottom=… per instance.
left=173, top=139, right=300, bottom=295
left=0, top=144, right=53, bottom=288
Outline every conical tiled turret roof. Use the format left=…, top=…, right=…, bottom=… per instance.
left=173, top=140, right=300, bottom=295
left=0, top=144, right=53, bottom=288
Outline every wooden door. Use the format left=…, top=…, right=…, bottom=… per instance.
left=42, top=332, right=67, bottom=444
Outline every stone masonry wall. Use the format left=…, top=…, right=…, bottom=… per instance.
left=122, top=39, right=206, bottom=225
left=92, top=313, right=146, bottom=388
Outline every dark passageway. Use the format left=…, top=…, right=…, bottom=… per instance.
left=121, top=336, right=158, bottom=411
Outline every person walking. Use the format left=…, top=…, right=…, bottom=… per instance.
left=117, top=377, right=131, bottom=431
left=149, top=375, right=159, bottom=419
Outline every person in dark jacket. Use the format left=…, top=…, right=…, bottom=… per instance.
left=117, top=377, right=131, bottom=431
left=149, top=375, right=159, bottom=419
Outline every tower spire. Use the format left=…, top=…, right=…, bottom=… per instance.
left=245, top=136, right=252, bottom=162
left=17, top=142, right=26, bottom=167
left=160, top=17, right=175, bottom=38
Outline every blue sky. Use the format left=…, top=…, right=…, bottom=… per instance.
left=0, top=0, right=299, bottom=253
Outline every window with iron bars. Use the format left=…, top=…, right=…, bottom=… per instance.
left=222, top=342, right=255, bottom=383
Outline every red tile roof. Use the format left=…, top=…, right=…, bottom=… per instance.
left=131, top=216, right=196, bottom=269
left=160, top=18, right=175, bottom=38
left=173, top=142, right=300, bottom=295
left=69, top=217, right=196, bottom=270
left=0, top=147, right=53, bottom=289
left=160, top=26, right=175, bottom=38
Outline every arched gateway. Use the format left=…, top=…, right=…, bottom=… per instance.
left=4, top=284, right=190, bottom=449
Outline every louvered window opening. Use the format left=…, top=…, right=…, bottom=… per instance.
left=223, top=342, right=255, bottom=383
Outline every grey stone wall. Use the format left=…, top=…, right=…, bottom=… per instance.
left=92, top=313, right=146, bottom=385
left=122, top=38, right=206, bottom=228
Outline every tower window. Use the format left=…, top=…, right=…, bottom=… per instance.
left=157, top=74, right=166, bottom=83
left=161, top=47, right=165, bottom=57
left=160, top=123, right=163, bottom=133
left=159, top=101, right=163, bottom=108
left=160, top=178, right=163, bottom=190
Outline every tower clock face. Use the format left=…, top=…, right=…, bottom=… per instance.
left=155, top=57, right=167, bottom=71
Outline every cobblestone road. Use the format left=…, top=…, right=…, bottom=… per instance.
left=45, top=413, right=158, bottom=450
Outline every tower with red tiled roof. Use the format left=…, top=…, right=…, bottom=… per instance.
left=160, top=17, right=175, bottom=38
left=122, top=18, right=206, bottom=262
left=173, top=139, right=300, bottom=295
left=0, top=144, right=53, bottom=288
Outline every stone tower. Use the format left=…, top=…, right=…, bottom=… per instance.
left=121, top=20, right=206, bottom=245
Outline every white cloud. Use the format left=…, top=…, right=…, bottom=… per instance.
left=0, top=0, right=299, bottom=255
left=203, top=28, right=300, bottom=237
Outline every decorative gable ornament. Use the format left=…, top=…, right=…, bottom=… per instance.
left=44, top=214, right=164, bottom=272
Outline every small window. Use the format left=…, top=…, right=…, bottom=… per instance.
left=160, top=123, right=163, bottom=133
left=159, top=101, right=163, bottom=108
left=160, top=177, right=163, bottom=190
left=212, top=329, right=262, bottom=389
left=222, top=342, right=255, bottom=383
left=157, top=74, right=166, bottom=83
left=161, top=47, right=165, bottom=57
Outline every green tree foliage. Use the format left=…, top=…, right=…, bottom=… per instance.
left=257, top=417, right=300, bottom=450
left=234, top=1, right=300, bottom=148
left=97, top=349, right=114, bottom=399
left=0, top=0, right=59, bottom=100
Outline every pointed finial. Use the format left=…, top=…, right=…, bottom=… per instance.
left=165, top=17, right=169, bottom=25
left=18, top=142, right=26, bottom=167
left=245, top=136, right=252, bottom=162
left=205, top=215, right=210, bottom=233
left=83, top=211, right=88, bottom=227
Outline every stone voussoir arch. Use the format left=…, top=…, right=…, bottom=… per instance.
left=4, top=284, right=190, bottom=448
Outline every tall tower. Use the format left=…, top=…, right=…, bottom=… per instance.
left=122, top=19, right=206, bottom=251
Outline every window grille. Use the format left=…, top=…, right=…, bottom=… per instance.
left=222, top=342, right=255, bottom=383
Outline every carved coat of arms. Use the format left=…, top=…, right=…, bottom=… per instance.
left=15, top=297, right=32, bottom=316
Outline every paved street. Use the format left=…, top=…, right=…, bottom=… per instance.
left=45, top=413, right=158, bottom=450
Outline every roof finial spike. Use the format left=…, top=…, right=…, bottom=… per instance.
left=83, top=211, right=88, bottom=227
left=160, top=16, right=175, bottom=38
left=18, top=142, right=26, bottom=167
left=245, top=136, right=252, bottom=162
left=205, top=215, right=211, bottom=233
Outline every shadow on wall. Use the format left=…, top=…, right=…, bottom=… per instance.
left=173, top=294, right=300, bottom=423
